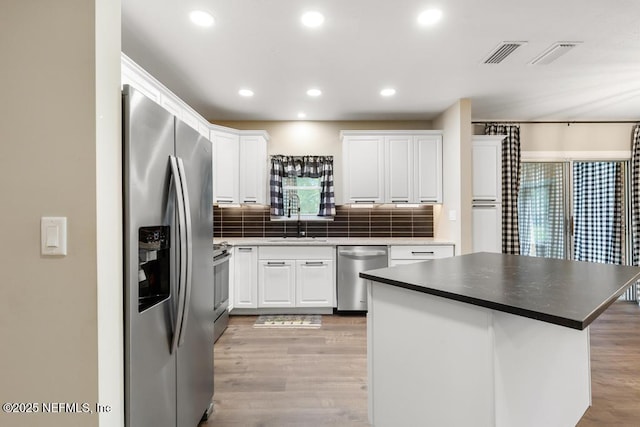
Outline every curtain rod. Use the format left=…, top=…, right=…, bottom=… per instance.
left=472, top=120, right=639, bottom=125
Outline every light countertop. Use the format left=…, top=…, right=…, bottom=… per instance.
left=214, top=237, right=455, bottom=247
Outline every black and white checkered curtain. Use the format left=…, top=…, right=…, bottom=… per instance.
left=485, top=123, right=521, bottom=254
left=573, top=162, right=623, bottom=264
left=269, top=155, right=335, bottom=216
left=518, top=163, right=565, bottom=259
left=630, top=125, right=640, bottom=300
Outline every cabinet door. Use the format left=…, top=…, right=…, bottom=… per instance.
left=296, top=260, right=334, bottom=307
left=258, top=260, right=296, bottom=307
left=472, top=137, right=502, bottom=203
left=414, top=135, right=443, bottom=203
left=472, top=205, right=502, bottom=253
left=234, top=247, right=258, bottom=308
left=212, top=131, right=240, bottom=203
left=239, top=135, right=267, bottom=204
left=386, top=136, right=413, bottom=203
left=343, top=136, right=385, bottom=203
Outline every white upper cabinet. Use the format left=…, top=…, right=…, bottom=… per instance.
left=472, top=136, right=503, bottom=203
left=342, top=135, right=386, bottom=204
left=211, top=130, right=269, bottom=205
left=180, top=108, right=201, bottom=133
left=341, top=131, right=443, bottom=204
left=414, top=134, right=443, bottom=203
left=239, top=133, right=268, bottom=205
left=122, top=53, right=205, bottom=134
left=212, top=130, right=240, bottom=204
left=386, top=135, right=414, bottom=203
left=122, top=54, right=270, bottom=205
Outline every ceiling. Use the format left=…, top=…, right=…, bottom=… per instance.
left=122, top=0, right=640, bottom=122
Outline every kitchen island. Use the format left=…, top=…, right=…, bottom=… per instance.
left=360, top=253, right=640, bottom=427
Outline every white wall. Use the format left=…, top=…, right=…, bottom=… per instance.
left=433, top=100, right=473, bottom=254
left=474, top=122, right=634, bottom=153
left=96, top=0, right=124, bottom=425
left=0, top=1, right=122, bottom=426
left=214, top=120, right=433, bottom=203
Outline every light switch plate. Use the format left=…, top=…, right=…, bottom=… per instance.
left=41, top=217, right=67, bottom=256
left=448, top=210, right=457, bottom=221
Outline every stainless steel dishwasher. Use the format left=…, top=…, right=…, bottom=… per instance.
left=337, top=246, right=388, bottom=311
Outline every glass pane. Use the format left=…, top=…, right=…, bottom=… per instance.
left=296, top=177, right=321, bottom=188
left=518, top=162, right=566, bottom=259
left=298, top=188, right=320, bottom=215
left=282, top=177, right=321, bottom=216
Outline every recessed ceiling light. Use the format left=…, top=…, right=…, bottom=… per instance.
left=301, top=11, right=325, bottom=28
left=307, top=88, right=322, bottom=97
left=417, top=8, right=443, bottom=26
left=297, top=112, right=307, bottom=119
left=380, top=88, right=396, bottom=97
left=238, top=89, right=254, bottom=97
left=189, top=10, right=214, bottom=27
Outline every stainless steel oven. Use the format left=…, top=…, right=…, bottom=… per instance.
left=213, top=242, right=231, bottom=342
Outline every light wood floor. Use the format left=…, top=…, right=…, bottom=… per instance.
left=203, top=302, right=640, bottom=427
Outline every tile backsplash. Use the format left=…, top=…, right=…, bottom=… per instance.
left=213, top=205, right=434, bottom=238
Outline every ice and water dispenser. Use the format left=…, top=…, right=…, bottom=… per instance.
left=138, top=226, right=170, bottom=312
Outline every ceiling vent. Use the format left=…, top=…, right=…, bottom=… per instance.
left=529, top=42, right=582, bottom=65
left=482, top=41, right=527, bottom=64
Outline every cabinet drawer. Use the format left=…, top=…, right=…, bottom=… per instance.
left=390, top=245, right=454, bottom=260
left=259, top=246, right=334, bottom=260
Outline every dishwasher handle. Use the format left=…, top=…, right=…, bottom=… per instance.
left=338, top=249, right=387, bottom=258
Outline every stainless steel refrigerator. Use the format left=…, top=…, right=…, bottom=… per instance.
left=123, top=85, right=214, bottom=427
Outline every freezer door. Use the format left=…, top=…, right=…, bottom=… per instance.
left=123, top=85, right=177, bottom=427
left=175, top=119, right=215, bottom=426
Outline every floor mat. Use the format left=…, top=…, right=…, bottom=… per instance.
left=253, top=314, right=322, bottom=328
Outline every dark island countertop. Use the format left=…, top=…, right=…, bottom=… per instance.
left=360, top=252, right=640, bottom=330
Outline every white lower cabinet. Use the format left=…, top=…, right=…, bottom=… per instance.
left=233, top=246, right=258, bottom=308
left=258, top=246, right=335, bottom=309
left=389, top=245, right=454, bottom=267
left=472, top=205, right=502, bottom=253
left=296, top=260, right=334, bottom=307
left=258, top=260, right=296, bottom=307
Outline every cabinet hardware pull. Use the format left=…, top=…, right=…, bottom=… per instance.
left=472, top=205, right=497, bottom=208
left=304, top=261, right=324, bottom=266
left=473, top=198, right=497, bottom=202
left=267, top=261, right=286, bottom=265
left=238, top=247, right=253, bottom=252
left=392, top=200, right=407, bottom=203
left=411, top=251, right=434, bottom=255
left=243, top=200, right=256, bottom=203
left=354, top=200, right=375, bottom=203
left=420, top=199, right=437, bottom=203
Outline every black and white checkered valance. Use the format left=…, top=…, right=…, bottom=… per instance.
left=269, top=155, right=335, bottom=217
left=485, top=123, right=521, bottom=255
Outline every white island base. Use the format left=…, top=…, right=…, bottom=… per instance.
left=367, top=282, right=591, bottom=427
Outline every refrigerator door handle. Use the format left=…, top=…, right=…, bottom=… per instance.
left=176, top=157, right=193, bottom=347
left=170, top=155, right=188, bottom=355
